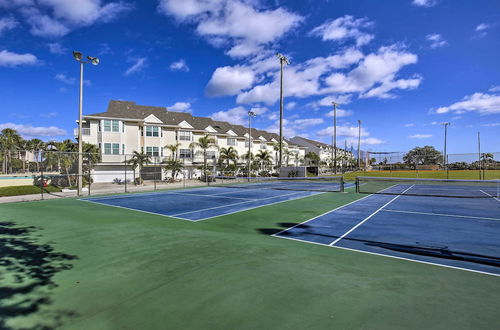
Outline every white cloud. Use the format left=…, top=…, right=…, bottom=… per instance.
left=476, top=23, right=491, bottom=32
left=285, top=102, right=297, bottom=110
left=409, top=134, right=432, bottom=139
left=40, top=112, right=58, bottom=118
left=310, top=15, right=374, bottom=46
left=124, top=57, right=147, bottom=76
left=211, top=105, right=268, bottom=125
left=206, top=65, right=255, bottom=97
left=0, top=50, right=38, bottom=67
left=264, top=117, right=324, bottom=138
left=426, top=33, right=448, bottom=48
left=482, top=123, right=500, bottom=127
left=435, top=91, right=500, bottom=115
left=47, top=42, right=66, bottom=54
left=316, top=124, right=385, bottom=145
left=12, top=0, right=132, bottom=37
left=168, top=102, right=192, bottom=113
left=235, top=48, right=364, bottom=104
left=404, top=123, right=415, bottom=127
left=55, top=73, right=75, bottom=84
left=326, top=109, right=353, bottom=118
left=0, top=16, right=18, bottom=35
left=0, top=122, right=66, bottom=137
left=169, top=59, right=190, bottom=72
left=324, top=45, right=421, bottom=99
left=489, top=85, right=500, bottom=92
left=158, top=0, right=303, bottom=58
left=412, top=0, right=438, bottom=7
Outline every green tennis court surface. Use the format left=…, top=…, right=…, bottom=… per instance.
left=1, top=185, right=499, bottom=329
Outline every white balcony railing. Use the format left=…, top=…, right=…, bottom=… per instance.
left=73, top=128, right=91, bottom=138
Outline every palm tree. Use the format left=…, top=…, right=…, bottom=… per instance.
left=0, top=128, right=23, bottom=174
left=29, top=138, right=46, bottom=172
left=127, top=151, right=151, bottom=185
left=255, top=150, right=273, bottom=172
left=162, top=159, right=183, bottom=180
left=189, top=135, right=218, bottom=179
left=219, top=147, right=238, bottom=173
left=165, top=142, right=181, bottom=161
left=305, top=151, right=320, bottom=167
left=283, top=148, right=294, bottom=167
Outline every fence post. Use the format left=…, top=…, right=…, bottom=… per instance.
left=40, top=151, right=44, bottom=200
left=88, top=154, right=91, bottom=196
left=124, top=154, right=128, bottom=193
left=355, top=176, right=359, bottom=193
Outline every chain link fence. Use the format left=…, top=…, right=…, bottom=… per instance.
left=0, top=149, right=498, bottom=199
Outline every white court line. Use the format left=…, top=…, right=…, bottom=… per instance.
left=381, top=209, right=500, bottom=221
left=480, top=190, right=500, bottom=202
left=194, top=191, right=326, bottom=222
left=164, top=191, right=254, bottom=200
left=273, top=234, right=500, bottom=278
left=79, top=198, right=191, bottom=221
left=171, top=190, right=308, bottom=217
left=329, top=185, right=415, bottom=246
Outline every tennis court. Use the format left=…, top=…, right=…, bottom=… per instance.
left=82, top=176, right=351, bottom=221
left=275, top=177, right=500, bottom=276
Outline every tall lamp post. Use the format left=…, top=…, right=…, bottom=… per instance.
left=357, top=120, right=362, bottom=170
left=442, top=122, right=450, bottom=178
left=332, top=102, right=338, bottom=174
left=73, top=51, right=99, bottom=196
left=247, top=110, right=256, bottom=181
left=276, top=53, right=289, bottom=170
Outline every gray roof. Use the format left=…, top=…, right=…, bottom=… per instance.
left=86, top=100, right=302, bottom=147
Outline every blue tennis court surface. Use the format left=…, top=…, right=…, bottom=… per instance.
left=275, top=183, right=500, bottom=276
left=81, top=182, right=352, bottom=221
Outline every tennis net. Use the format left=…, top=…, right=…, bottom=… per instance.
left=212, top=176, right=344, bottom=192
left=356, top=176, right=500, bottom=198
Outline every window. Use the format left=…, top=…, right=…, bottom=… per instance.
left=103, top=143, right=120, bottom=155
left=146, top=126, right=159, bottom=137
left=260, top=142, right=267, bottom=149
left=206, top=151, right=216, bottom=159
left=179, top=149, right=192, bottom=158
left=179, top=131, right=191, bottom=141
left=122, top=144, right=125, bottom=154
left=146, top=146, right=160, bottom=156
left=227, top=138, right=236, bottom=146
left=103, top=120, right=120, bottom=132
left=245, top=138, right=251, bottom=148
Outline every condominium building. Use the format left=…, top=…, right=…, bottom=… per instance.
left=290, top=136, right=354, bottom=168
left=80, top=100, right=305, bottom=182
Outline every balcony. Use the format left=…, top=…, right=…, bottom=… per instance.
left=73, top=128, right=91, bottom=138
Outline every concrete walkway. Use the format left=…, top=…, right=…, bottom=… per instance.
left=0, top=180, right=210, bottom=204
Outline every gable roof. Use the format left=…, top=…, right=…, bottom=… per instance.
left=85, top=100, right=303, bottom=147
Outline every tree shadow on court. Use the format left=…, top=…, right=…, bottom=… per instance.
left=256, top=222, right=311, bottom=236
left=0, top=221, right=79, bottom=329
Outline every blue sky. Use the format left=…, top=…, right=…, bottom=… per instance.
left=0, top=0, right=499, bottom=153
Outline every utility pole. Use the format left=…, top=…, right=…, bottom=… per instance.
left=357, top=120, right=362, bottom=170
left=478, top=131, right=481, bottom=180
left=247, top=111, right=256, bottom=181
left=332, top=102, right=338, bottom=174
left=442, top=122, right=450, bottom=178
left=276, top=53, right=289, bottom=170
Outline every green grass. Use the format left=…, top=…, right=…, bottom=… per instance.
left=339, top=169, right=500, bottom=181
left=0, top=185, right=61, bottom=197
left=0, top=190, right=499, bottom=329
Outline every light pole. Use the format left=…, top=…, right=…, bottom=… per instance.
left=357, top=120, right=362, bottom=170
left=247, top=110, right=256, bottom=181
left=332, top=102, right=338, bottom=174
left=73, top=51, right=99, bottom=196
left=442, top=122, right=450, bottom=178
left=276, top=53, right=289, bottom=170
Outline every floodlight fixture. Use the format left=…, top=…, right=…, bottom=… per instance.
left=87, top=56, right=100, bottom=65
left=73, top=51, right=83, bottom=61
